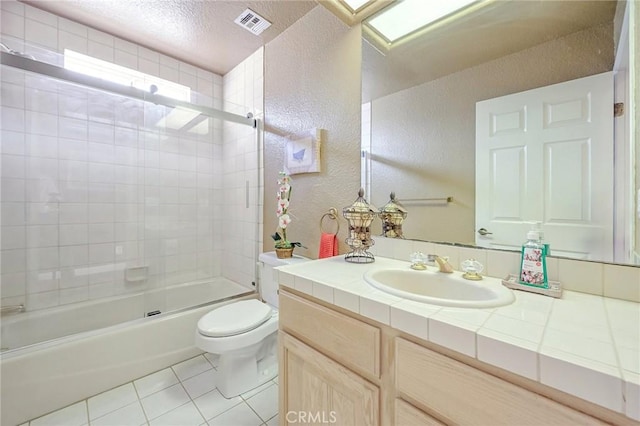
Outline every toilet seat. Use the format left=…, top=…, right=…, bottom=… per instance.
left=197, top=299, right=272, bottom=337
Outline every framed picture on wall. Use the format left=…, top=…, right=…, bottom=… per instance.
left=284, top=128, right=322, bottom=175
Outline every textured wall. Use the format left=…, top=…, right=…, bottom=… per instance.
left=370, top=22, right=614, bottom=245
left=263, top=6, right=361, bottom=258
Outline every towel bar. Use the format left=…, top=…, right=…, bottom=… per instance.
left=320, top=207, right=340, bottom=234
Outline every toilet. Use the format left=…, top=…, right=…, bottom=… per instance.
left=195, top=251, right=310, bottom=397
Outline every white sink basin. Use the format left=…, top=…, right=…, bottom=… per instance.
left=363, top=268, right=514, bottom=308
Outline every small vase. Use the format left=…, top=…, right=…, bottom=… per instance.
left=276, top=247, right=294, bottom=259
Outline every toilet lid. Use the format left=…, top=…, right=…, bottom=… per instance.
left=197, top=299, right=273, bottom=337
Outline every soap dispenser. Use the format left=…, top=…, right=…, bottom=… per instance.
left=518, top=222, right=548, bottom=288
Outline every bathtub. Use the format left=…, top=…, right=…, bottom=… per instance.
left=0, top=278, right=254, bottom=426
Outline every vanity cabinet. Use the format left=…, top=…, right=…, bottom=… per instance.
left=279, top=291, right=381, bottom=425
left=394, top=399, right=444, bottom=426
left=278, top=289, right=610, bottom=426
left=280, top=332, right=380, bottom=425
left=396, top=338, right=605, bottom=425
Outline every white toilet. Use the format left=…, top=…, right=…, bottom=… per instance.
left=195, top=251, right=310, bottom=397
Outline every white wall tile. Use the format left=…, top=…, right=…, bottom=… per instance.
left=603, top=264, right=640, bottom=303
left=27, top=157, right=57, bottom=181
left=26, top=269, right=59, bottom=294
left=58, top=30, right=87, bottom=54
left=1, top=248, right=27, bottom=273
left=59, top=116, right=87, bottom=140
left=1, top=0, right=25, bottom=16
left=27, top=225, right=58, bottom=247
left=3, top=7, right=264, bottom=316
left=59, top=245, right=89, bottom=267
left=2, top=154, right=25, bottom=178
left=59, top=224, right=89, bottom=246
left=1, top=272, right=27, bottom=297
left=1, top=82, right=25, bottom=109
left=25, top=6, right=57, bottom=26
left=1, top=177, right=26, bottom=201
left=1, top=131, right=26, bottom=155
left=558, top=258, right=604, bottom=295
left=26, top=134, right=57, bottom=158
left=2, top=106, right=25, bottom=132
left=138, top=57, right=159, bottom=77
left=89, top=223, right=115, bottom=244
left=2, top=226, right=26, bottom=249
left=87, top=28, right=113, bottom=46
left=114, top=49, right=137, bottom=69
left=25, top=19, right=57, bottom=50
left=2, top=202, right=26, bottom=226
left=114, top=37, right=136, bottom=54
left=57, top=17, right=86, bottom=37
left=27, top=247, right=59, bottom=270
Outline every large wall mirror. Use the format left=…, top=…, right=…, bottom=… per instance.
left=361, top=0, right=638, bottom=265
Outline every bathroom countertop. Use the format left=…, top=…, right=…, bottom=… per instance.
left=276, top=256, right=640, bottom=421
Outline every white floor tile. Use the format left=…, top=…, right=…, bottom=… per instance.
left=88, top=383, right=138, bottom=420
left=245, top=384, right=278, bottom=422
left=203, top=352, right=219, bottom=368
left=241, top=380, right=274, bottom=400
left=182, top=369, right=217, bottom=399
left=141, top=383, right=190, bottom=421
left=172, top=355, right=213, bottom=381
left=193, top=389, right=243, bottom=421
left=149, top=402, right=204, bottom=426
left=265, top=414, right=279, bottom=426
left=272, top=376, right=278, bottom=385
left=91, top=401, right=147, bottom=426
left=207, top=402, right=262, bottom=426
left=31, top=401, right=88, bottom=426
left=26, top=356, right=279, bottom=426
left=135, top=368, right=179, bottom=399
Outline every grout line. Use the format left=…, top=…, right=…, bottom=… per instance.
left=131, top=377, right=151, bottom=426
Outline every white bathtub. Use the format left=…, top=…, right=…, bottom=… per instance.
left=0, top=278, right=254, bottom=426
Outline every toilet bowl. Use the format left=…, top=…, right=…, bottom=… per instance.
left=195, top=251, right=310, bottom=397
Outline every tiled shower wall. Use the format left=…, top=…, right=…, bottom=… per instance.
left=0, top=1, right=262, bottom=312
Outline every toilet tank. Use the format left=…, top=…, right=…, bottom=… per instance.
left=258, top=252, right=310, bottom=308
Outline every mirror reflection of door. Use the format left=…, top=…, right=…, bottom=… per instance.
left=476, top=72, right=614, bottom=261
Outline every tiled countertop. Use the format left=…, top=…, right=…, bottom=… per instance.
left=276, top=256, right=640, bottom=421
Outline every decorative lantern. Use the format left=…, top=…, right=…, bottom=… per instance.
left=342, top=188, right=377, bottom=263
left=379, top=192, right=407, bottom=239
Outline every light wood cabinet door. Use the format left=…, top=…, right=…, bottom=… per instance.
left=395, top=399, right=445, bottom=426
left=280, top=332, right=379, bottom=426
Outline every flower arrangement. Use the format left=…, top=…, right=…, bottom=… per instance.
left=273, top=171, right=293, bottom=249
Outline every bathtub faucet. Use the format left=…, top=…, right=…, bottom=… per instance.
left=0, top=304, right=25, bottom=316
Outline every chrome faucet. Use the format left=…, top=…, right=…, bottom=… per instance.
left=427, top=255, right=454, bottom=273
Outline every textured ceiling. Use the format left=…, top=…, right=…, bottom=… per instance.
left=23, top=0, right=318, bottom=75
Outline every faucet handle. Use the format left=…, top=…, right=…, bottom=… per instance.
left=461, top=259, right=484, bottom=280
left=410, top=252, right=428, bottom=270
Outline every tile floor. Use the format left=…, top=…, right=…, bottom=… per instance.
left=25, top=354, right=279, bottom=426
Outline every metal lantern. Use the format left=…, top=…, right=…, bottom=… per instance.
left=342, top=188, right=377, bottom=263
left=379, top=192, right=407, bottom=239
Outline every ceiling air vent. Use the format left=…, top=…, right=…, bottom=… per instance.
left=234, top=8, right=272, bottom=36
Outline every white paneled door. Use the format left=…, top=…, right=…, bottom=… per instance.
left=476, top=72, right=614, bottom=261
